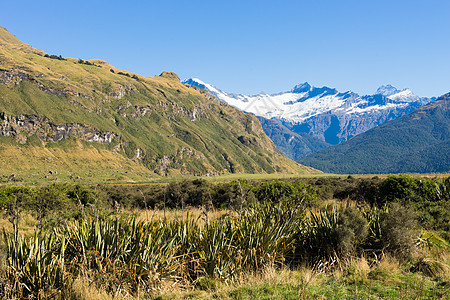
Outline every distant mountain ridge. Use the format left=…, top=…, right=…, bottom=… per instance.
left=183, top=78, right=434, bottom=159
left=299, top=93, right=450, bottom=174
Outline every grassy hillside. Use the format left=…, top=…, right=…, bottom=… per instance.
left=299, top=94, right=450, bottom=174
left=0, top=26, right=318, bottom=183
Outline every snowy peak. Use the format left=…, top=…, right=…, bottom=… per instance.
left=182, top=77, right=432, bottom=124
left=291, top=82, right=312, bottom=93
left=376, top=84, right=401, bottom=97
left=376, top=85, right=422, bottom=103
left=387, top=89, right=419, bottom=102
left=182, top=77, right=433, bottom=150
left=183, top=78, right=207, bottom=89
left=182, top=77, right=221, bottom=93
left=182, top=77, right=224, bottom=96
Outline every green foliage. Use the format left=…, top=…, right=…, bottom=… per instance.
left=0, top=184, right=102, bottom=229
left=165, top=179, right=213, bottom=209
left=252, top=180, right=317, bottom=206
left=67, top=184, right=97, bottom=206
left=379, top=175, right=450, bottom=230
left=297, top=205, right=369, bottom=261
left=1, top=177, right=448, bottom=298
left=3, top=230, right=69, bottom=299
left=2, top=199, right=305, bottom=297
left=0, top=186, right=33, bottom=209
left=44, top=54, right=65, bottom=60
left=77, top=58, right=95, bottom=66
left=331, top=175, right=449, bottom=231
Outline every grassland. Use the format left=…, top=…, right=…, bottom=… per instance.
left=0, top=175, right=448, bottom=299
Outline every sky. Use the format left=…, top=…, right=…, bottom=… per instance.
left=1, top=0, right=449, bottom=97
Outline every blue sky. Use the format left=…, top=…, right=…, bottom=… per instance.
left=2, top=0, right=449, bottom=97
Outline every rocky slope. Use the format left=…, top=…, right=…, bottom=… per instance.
left=0, top=26, right=316, bottom=182
left=183, top=78, right=434, bottom=158
left=256, top=116, right=330, bottom=161
left=299, top=94, right=450, bottom=174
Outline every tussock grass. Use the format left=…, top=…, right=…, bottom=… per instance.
left=368, top=254, right=402, bottom=281
left=132, top=207, right=230, bottom=224
left=70, top=276, right=127, bottom=300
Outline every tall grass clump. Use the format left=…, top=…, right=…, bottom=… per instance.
left=62, top=216, right=185, bottom=294
left=0, top=198, right=308, bottom=298
left=3, top=230, right=69, bottom=299
left=296, top=204, right=368, bottom=266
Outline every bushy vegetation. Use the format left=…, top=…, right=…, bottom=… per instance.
left=77, top=58, right=97, bottom=66
left=0, top=175, right=448, bottom=298
left=43, top=54, right=65, bottom=60
left=334, top=175, right=450, bottom=231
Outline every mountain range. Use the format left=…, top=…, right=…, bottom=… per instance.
left=183, top=78, right=434, bottom=159
left=299, top=93, right=450, bottom=174
left=0, top=26, right=316, bottom=183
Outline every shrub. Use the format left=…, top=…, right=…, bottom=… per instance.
left=252, top=180, right=316, bottom=206
left=379, top=203, right=418, bottom=259
left=298, top=205, right=368, bottom=262
left=377, top=175, right=449, bottom=230
left=337, top=206, right=369, bottom=253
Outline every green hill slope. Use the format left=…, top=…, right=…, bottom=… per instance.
left=299, top=93, right=450, bottom=174
left=0, top=26, right=317, bottom=183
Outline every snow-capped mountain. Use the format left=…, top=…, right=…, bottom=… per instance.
left=182, top=78, right=434, bottom=158
left=183, top=78, right=347, bottom=123
left=376, top=84, right=423, bottom=103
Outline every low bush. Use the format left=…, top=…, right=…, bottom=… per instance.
left=296, top=205, right=368, bottom=262
left=379, top=203, right=419, bottom=260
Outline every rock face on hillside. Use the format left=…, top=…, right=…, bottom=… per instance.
left=0, top=113, right=115, bottom=144
left=256, top=116, right=330, bottom=161
left=0, top=26, right=315, bottom=178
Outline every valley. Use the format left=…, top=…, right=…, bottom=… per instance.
left=0, top=22, right=448, bottom=300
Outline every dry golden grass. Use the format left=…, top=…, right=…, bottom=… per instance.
left=367, top=253, right=403, bottom=283
left=151, top=265, right=322, bottom=299
left=0, top=144, right=158, bottom=185
left=70, top=275, right=149, bottom=300
left=0, top=212, right=38, bottom=236
left=132, top=207, right=231, bottom=224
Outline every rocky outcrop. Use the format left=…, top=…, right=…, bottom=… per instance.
left=0, top=112, right=115, bottom=144
left=49, top=124, right=115, bottom=143
left=109, top=84, right=137, bottom=99
left=0, top=68, right=30, bottom=87
left=186, top=107, right=202, bottom=122
left=131, top=106, right=152, bottom=119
